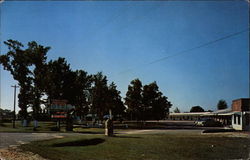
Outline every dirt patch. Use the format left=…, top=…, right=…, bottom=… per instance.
left=0, top=147, right=47, bottom=160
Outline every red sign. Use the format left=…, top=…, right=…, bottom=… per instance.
left=51, top=111, right=67, bottom=119
left=51, top=115, right=67, bottom=118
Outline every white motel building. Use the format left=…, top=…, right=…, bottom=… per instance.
left=168, top=98, right=250, bottom=131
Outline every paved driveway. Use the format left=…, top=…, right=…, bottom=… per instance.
left=0, top=133, right=82, bottom=149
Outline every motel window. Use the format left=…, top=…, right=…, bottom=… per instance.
left=238, top=115, right=241, bottom=125
left=234, top=115, right=237, bottom=124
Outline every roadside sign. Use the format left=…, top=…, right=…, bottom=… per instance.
left=49, top=99, right=75, bottom=119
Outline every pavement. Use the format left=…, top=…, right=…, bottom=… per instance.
left=0, top=132, right=82, bottom=149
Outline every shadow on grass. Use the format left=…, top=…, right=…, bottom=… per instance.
left=203, top=129, right=235, bottom=133
left=0, top=123, right=7, bottom=127
left=52, top=138, right=105, bottom=147
left=76, top=131, right=104, bottom=134
left=112, top=135, right=141, bottom=139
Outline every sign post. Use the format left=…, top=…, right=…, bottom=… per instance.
left=49, top=99, right=75, bottom=131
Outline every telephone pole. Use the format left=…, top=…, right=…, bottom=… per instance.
left=11, top=85, right=19, bottom=128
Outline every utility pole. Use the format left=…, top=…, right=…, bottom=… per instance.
left=11, top=85, right=19, bottom=128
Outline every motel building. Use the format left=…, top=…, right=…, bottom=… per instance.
left=168, top=98, right=250, bottom=131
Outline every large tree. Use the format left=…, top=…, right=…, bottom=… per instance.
left=26, top=41, right=50, bottom=123
left=106, top=82, right=126, bottom=119
left=142, top=82, right=171, bottom=120
left=91, top=72, right=109, bottom=120
left=0, top=40, right=33, bottom=123
left=217, top=99, right=228, bottom=110
left=124, top=79, right=143, bottom=120
left=45, top=57, right=73, bottom=102
left=72, top=70, right=92, bottom=118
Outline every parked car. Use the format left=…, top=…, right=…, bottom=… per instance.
left=195, top=118, right=223, bottom=127
left=195, top=118, right=208, bottom=126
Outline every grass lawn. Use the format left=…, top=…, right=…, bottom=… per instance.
left=0, top=121, right=107, bottom=134
left=0, top=121, right=58, bottom=132
left=20, top=133, right=250, bottom=160
left=0, top=121, right=171, bottom=133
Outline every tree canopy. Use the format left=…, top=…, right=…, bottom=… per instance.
left=190, top=106, right=204, bottom=112
left=1, top=39, right=172, bottom=122
left=124, top=79, right=143, bottom=120
left=217, top=99, right=228, bottom=110
left=125, top=79, right=172, bottom=120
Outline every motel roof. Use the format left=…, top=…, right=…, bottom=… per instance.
left=169, top=108, right=240, bottom=117
left=169, top=112, right=211, bottom=116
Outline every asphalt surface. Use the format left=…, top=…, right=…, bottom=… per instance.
left=0, top=133, right=82, bottom=149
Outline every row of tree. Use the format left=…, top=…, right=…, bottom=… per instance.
left=173, top=99, right=228, bottom=113
left=0, top=40, right=172, bottom=124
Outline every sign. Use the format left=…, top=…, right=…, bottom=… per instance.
left=50, top=104, right=74, bottom=111
left=50, top=99, right=75, bottom=111
left=51, top=112, right=67, bottom=119
left=50, top=99, right=75, bottom=119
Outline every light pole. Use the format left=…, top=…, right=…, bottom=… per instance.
left=11, top=85, right=19, bottom=128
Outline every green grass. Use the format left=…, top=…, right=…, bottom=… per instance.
left=20, top=133, right=250, bottom=160
left=0, top=121, right=107, bottom=133
left=0, top=121, right=57, bottom=132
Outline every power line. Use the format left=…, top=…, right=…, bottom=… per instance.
left=117, top=28, right=249, bottom=75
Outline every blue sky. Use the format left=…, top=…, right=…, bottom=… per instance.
left=0, top=1, right=249, bottom=112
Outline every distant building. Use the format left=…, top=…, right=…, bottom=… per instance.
left=168, top=98, right=250, bottom=131
left=168, top=112, right=210, bottom=121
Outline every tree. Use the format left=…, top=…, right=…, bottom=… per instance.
left=142, top=82, right=171, bottom=120
left=190, top=106, right=204, bottom=112
left=142, top=82, right=158, bottom=120
left=217, top=99, right=228, bottom=110
left=26, top=41, right=50, bottom=126
left=124, top=79, right=143, bottom=120
left=45, top=57, right=73, bottom=101
left=151, top=95, right=172, bottom=120
left=72, top=70, right=92, bottom=118
left=174, top=107, right=180, bottom=113
left=106, top=82, right=126, bottom=119
left=91, top=72, right=109, bottom=120
left=0, top=40, right=33, bottom=125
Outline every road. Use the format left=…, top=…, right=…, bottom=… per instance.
left=0, top=132, right=82, bottom=149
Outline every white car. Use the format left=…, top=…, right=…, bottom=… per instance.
left=195, top=120, right=205, bottom=126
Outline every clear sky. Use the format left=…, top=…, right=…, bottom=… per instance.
left=0, top=1, right=249, bottom=112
